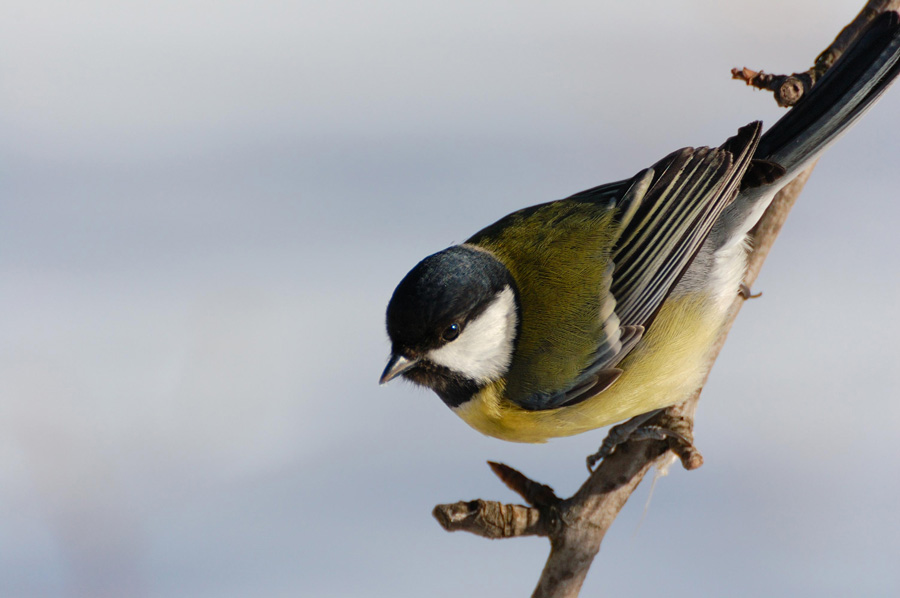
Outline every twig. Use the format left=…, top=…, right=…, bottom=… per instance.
left=731, top=0, right=900, bottom=106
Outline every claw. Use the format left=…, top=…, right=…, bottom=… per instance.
left=739, top=283, right=762, bottom=300
left=586, top=409, right=664, bottom=471
left=586, top=410, right=699, bottom=472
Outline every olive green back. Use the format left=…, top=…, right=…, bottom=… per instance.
left=467, top=198, right=620, bottom=401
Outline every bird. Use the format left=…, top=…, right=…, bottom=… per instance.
left=380, top=12, right=900, bottom=445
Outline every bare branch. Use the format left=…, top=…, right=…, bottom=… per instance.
left=433, top=499, right=546, bottom=539
left=731, top=0, right=900, bottom=105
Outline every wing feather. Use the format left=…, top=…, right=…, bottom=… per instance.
left=473, top=123, right=764, bottom=411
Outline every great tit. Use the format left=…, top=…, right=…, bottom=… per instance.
left=380, top=13, right=900, bottom=443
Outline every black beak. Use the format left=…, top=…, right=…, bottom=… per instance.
left=380, top=353, right=420, bottom=384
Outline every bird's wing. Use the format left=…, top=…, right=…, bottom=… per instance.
left=469, top=122, right=762, bottom=410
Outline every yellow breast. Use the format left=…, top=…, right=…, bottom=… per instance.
left=451, top=294, right=723, bottom=443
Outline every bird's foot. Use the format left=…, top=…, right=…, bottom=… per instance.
left=586, top=409, right=702, bottom=472
left=739, top=283, right=762, bottom=300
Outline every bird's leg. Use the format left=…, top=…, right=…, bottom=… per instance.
left=586, top=409, right=693, bottom=472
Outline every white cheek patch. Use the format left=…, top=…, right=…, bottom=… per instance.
left=427, top=286, right=518, bottom=384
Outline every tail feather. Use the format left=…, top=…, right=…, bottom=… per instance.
left=710, top=11, right=900, bottom=253
left=757, top=11, right=900, bottom=176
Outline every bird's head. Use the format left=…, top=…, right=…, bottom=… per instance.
left=381, top=245, right=519, bottom=407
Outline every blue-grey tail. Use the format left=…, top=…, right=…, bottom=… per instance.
left=756, top=11, right=900, bottom=176
left=708, top=11, right=900, bottom=253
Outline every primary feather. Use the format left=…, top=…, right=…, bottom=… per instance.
left=467, top=124, right=761, bottom=411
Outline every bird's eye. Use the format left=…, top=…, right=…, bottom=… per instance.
left=442, top=323, right=461, bottom=342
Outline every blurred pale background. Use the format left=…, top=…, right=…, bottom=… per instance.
left=2, top=1, right=899, bottom=596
